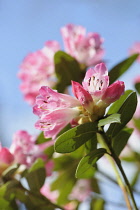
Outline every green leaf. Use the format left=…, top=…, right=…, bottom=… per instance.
left=76, top=148, right=106, bottom=178
left=98, top=113, right=121, bottom=127
left=109, top=54, right=139, bottom=84
left=55, top=122, right=98, bottom=153
left=107, top=90, right=133, bottom=115
left=2, top=164, right=19, bottom=181
left=135, top=82, right=140, bottom=94
left=44, top=145, right=54, bottom=158
left=107, top=91, right=137, bottom=138
left=90, top=198, right=105, bottom=210
left=53, top=155, right=76, bottom=171
left=54, top=51, right=81, bottom=93
left=85, top=134, right=97, bottom=153
left=112, top=127, right=133, bottom=156
left=36, top=132, right=51, bottom=144
left=26, top=158, right=46, bottom=191
left=51, top=167, right=76, bottom=205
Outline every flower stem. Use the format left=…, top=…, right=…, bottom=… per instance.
left=98, top=131, right=138, bottom=210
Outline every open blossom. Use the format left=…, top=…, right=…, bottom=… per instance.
left=10, top=130, right=54, bottom=175
left=33, top=63, right=124, bottom=139
left=61, top=23, right=104, bottom=67
left=129, top=42, right=140, bottom=62
left=18, top=41, right=60, bottom=105
left=0, top=144, right=14, bottom=174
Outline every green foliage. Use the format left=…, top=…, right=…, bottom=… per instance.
left=51, top=164, right=76, bottom=205
left=76, top=148, right=106, bottom=178
left=107, top=91, right=137, bottom=138
left=109, top=54, right=139, bottom=84
left=112, top=127, right=133, bottom=156
left=2, top=164, right=19, bottom=181
left=26, top=158, right=46, bottom=191
left=54, top=51, right=82, bottom=92
left=107, top=90, right=133, bottom=115
left=36, top=132, right=51, bottom=144
left=90, top=198, right=105, bottom=210
left=98, top=113, right=121, bottom=127
left=0, top=182, right=18, bottom=210
left=55, top=122, right=98, bottom=153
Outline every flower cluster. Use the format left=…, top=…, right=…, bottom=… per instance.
left=9, top=130, right=54, bottom=175
left=18, top=24, right=104, bottom=105
left=18, top=41, right=60, bottom=105
left=33, top=63, right=124, bottom=139
left=61, top=23, right=104, bottom=66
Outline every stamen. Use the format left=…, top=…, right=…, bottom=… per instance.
left=100, top=80, right=103, bottom=86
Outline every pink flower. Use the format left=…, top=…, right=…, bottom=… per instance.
left=40, top=183, right=59, bottom=203
left=10, top=130, right=54, bottom=175
left=33, top=86, right=81, bottom=139
left=33, top=63, right=124, bottom=139
left=129, top=42, right=140, bottom=62
left=69, top=179, right=91, bottom=202
left=61, top=23, right=104, bottom=67
left=0, top=144, right=14, bottom=174
left=18, top=41, right=60, bottom=105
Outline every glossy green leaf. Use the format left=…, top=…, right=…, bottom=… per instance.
left=36, top=132, right=51, bottom=144
left=76, top=148, right=106, bottom=178
left=26, top=158, right=46, bottom=191
left=135, top=82, right=140, bottom=94
left=107, top=90, right=133, bottom=115
left=109, top=54, right=139, bottom=84
left=107, top=91, right=137, bottom=138
left=55, top=122, right=98, bottom=153
left=112, top=127, right=133, bottom=156
left=54, top=51, right=81, bottom=93
left=98, top=113, right=121, bottom=127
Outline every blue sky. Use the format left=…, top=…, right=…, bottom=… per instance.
left=0, top=0, right=140, bottom=146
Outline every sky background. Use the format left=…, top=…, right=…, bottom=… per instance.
left=0, top=1, right=140, bottom=209
left=0, top=0, right=140, bottom=146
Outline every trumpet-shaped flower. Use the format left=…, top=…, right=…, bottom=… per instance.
left=34, top=63, right=125, bottom=139
left=18, top=41, right=60, bottom=105
left=61, top=23, right=104, bottom=67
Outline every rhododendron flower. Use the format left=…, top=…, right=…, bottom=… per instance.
left=18, top=41, right=60, bottom=105
left=61, top=23, right=104, bottom=67
left=33, top=63, right=124, bottom=139
left=0, top=144, right=14, bottom=174
left=10, top=130, right=54, bottom=175
left=129, top=42, right=140, bottom=62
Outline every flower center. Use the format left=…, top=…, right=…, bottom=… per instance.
left=88, top=76, right=103, bottom=91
